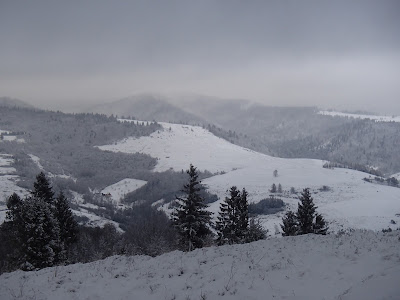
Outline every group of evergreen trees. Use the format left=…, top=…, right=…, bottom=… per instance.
left=281, top=188, right=328, bottom=236
left=172, top=165, right=266, bottom=251
left=270, top=183, right=282, bottom=193
left=216, top=186, right=249, bottom=245
left=0, top=167, right=330, bottom=274
left=2, top=172, right=78, bottom=271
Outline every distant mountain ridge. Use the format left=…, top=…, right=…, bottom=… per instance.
left=0, top=97, right=35, bottom=109
left=87, top=93, right=400, bottom=175
left=87, top=94, right=205, bottom=124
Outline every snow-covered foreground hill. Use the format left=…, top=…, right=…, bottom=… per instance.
left=1, top=230, right=399, bottom=300
left=98, top=121, right=400, bottom=233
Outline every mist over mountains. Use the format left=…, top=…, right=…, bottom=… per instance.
left=1, top=1, right=400, bottom=297
left=85, top=93, right=400, bottom=175
left=2, top=93, right=399, bottom=175
left=0, top=97, right=35, bottom=109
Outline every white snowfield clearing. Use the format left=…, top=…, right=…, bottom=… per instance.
left=98, top=120, right=271, bottom=174
left=71, top=208, right=122, bottom=232
left=101, top=178, right=147, bottom=205
left=0, top=154, right=29, bottom=223
left=0, top=130, right=25, bottom=143
left=318, top=110, right=400, bottom=123
left=69, top=191, right=123, bottom=232
left=98, top=121, right=400, bottom=233
left=1, top=230, right=399, bottom=300
left=392, top=173, right=400, bottom=180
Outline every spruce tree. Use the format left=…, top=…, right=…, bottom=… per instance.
left=19, top=196, right=61, bottom=270
left=32, top=172, right=55, bottom=206
left=216, top=187, right=251, bottom=245
left=281, top=211, right=298, bottom=236
left=237, top=188, right=249, bottom=242
left=172, top=164, right=212, bottom=251
left=215, top=195, right=231, bottom=245
left=55, top=191, right=78, bottom=250
left=281, top=188, right=328, bottom=236
left=296, top=188, right=316, bottom=234
left=313, top=213, right=328, bottom=235
left=216, top=186, right=241, bottom=245
left=270, top=183, right=277, bottom=193
left=5, top=173, right=74, bottom=269
left=4, top=193, right=24, bottom=268
left=5, top=193, right=22, bottom=223
left=246, top=217, right=267, bottom=242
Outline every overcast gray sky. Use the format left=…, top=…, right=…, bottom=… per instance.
left=1, top=0, right=399, bottom=113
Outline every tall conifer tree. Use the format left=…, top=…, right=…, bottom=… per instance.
left=216, top=186, right=241, bottom=245
left=216, top=187, right=251, bottom=245
left=237, top=188, right=249, bottom=241
left=55, top=191, right=78, bottom=250
left=281, top=211, right=298, bottom=236
left=32, top=172, right=55, bottom=206
left=172, top=164, right=212, bottom=251
left=296, top=188, right=316, bottom=234
left=19, top=196, right=60, bottom=270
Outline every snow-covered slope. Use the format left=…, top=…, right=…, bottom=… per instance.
left=28, top=154, right=76, bottom=181
left=98, top=121, right=400, bottom=233
left=101, top=178, right=147, bottom=205
left=1, top=230, right=399, bottom=300
left=0, top=154, right=29, bottom=223
left=98, top=121, right=267, bottom=173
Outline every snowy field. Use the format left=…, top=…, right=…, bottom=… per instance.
left=101, top=178, right=147, bottom=205
left=0, top=130, right=25, bottom=143
left=98, top=121, right=400, bottom=233
left=392, top=173, right=400, bottom=180
left=69, top=191, right=123, bottom=231
left=0, top=154, right=28, bottom=224
left=318, top=110, right=400, bottom=122
left=1, top=230, right=399, bottom=300
left=99, top=120, right=271, bottom=174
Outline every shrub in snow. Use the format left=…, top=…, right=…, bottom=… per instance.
left=248, top=196, right=285, bottom=215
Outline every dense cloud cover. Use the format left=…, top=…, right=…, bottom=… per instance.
left=1, top=0, right=399, bottom=113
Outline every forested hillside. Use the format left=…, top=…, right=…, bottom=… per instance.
left=87, top=94, right=204, bottom=124
left=0, top=107, right=159, bottom=192
left=162, top=96, right=400, bottom=175
left=87, top=95, right=400, bottom=175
